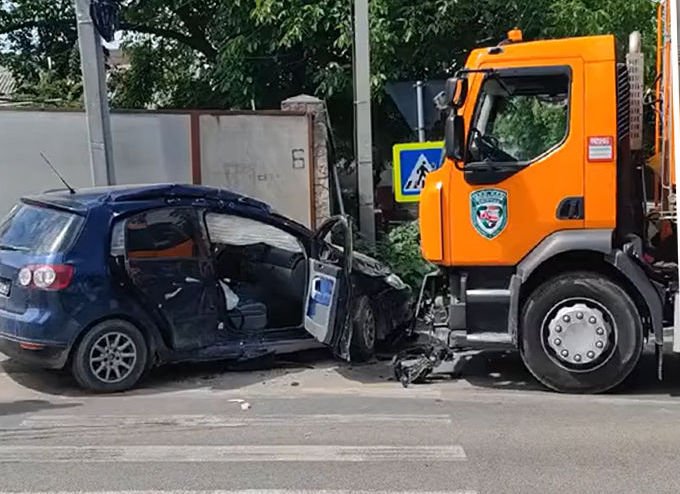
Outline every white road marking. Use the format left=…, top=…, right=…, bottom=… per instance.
left=135, top=386, right=444, bottom=400
left=0, top=491, right=478, bottom=494
left=0, top=445, right=467, bottom=462
left=19, top=414, right=452, bottom=428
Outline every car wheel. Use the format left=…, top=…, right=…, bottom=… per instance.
left=520, top=272, right=643, bottom=394
left=71, top=319, right=148, bottom=393
left=350, top=296, right=376, bottom=362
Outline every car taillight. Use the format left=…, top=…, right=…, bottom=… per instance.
left=18, top=265, right=74, bottom=291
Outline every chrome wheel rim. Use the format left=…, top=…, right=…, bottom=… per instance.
left=89, top=332, right=137, bottom=384
left=541, top=297, right=617, bottom=372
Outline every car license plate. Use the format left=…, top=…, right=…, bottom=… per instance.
left=0, top=279, right=10, bottom=297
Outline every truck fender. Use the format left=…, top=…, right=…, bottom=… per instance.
left=509, top=230, right=613, bottom=344
left=516, top=230, right=613, bottom=281
left=605, top=250, right=664, bottom=347
left=509, top=230, right=664, bottom=350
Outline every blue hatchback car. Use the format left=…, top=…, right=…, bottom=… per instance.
left=0, top=184, right=411, bottom=392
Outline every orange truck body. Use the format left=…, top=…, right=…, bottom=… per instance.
left=411, top=0, right=679, bottom=393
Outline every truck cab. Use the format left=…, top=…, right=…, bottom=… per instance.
left=414, top=24, right=678, bottom=393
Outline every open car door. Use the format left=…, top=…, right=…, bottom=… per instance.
left=303, top=216, right=353, bottom=360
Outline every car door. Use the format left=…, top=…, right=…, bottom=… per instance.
left=123, top=207, right=220, bottom=351
left=303, top=216, right=353, bottom=359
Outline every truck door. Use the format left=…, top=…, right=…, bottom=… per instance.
left=124, top=207, right=220, bottom=351
left=303, top=216, right=353, bottom=359
left=452, top=62, right=586, bottom=265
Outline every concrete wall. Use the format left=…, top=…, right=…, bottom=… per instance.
left=0, top=107, right=321, bottom=229
left=198, top=113, right=313, bottom=227
left=0, top=110, right=191, bottom=215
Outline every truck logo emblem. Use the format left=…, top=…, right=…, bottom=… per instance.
left=470, top=189, right=508, bottom=239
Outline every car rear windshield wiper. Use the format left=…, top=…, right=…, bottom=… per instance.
left=0, top=244, right=29, bottom=252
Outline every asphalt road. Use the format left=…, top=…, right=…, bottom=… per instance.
left=1, top=345, right=680, bottom=494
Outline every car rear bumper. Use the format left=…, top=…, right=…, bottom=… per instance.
left=0, top=333, right=69, bottom=369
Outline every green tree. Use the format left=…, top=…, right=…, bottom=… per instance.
left=0, top=0, right=658, bottom=150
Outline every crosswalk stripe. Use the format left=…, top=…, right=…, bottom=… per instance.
left=0, top=445, right=467, bottom=462
left=0, top=415, right=452, bottom=441
left=0, top=491, right=478, bottom=494
left=19, top=414, right=452, bottom=428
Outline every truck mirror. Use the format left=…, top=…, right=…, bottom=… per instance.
left=445, top=77, right=468, bottom=108
left=444, top=114, right=465, bottom=161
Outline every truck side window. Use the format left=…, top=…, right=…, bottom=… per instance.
left=468, top=72, right=570, bottom=163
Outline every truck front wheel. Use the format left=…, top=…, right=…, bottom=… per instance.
left=520, top=272, right=643, bottom=394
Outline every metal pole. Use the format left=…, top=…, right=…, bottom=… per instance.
left=416, top=80, right=425, bottom=142
left=74, top=0, right=115, bottom=186
left=353, top=0, right=375, bottom=244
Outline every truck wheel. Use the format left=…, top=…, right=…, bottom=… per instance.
left=350, top=296, right=376, bottom=362
left=520, top=272, right=643, bottom=394
left=71, top=319, right=148, bottom=393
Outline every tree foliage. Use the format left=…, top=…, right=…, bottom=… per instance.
left=377, top=221, right=432, bottom=289
left=0, top=0, right=658, bottom=148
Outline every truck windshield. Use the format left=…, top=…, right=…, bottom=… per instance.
left=0, top=204, right=84, bottom=254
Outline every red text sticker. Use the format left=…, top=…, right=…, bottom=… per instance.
left=588, top=136, right=614, bottom=162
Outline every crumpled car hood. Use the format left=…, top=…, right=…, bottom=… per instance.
left=350, top=250, right=393, bottom=278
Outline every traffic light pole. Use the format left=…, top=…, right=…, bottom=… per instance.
left=74, top=0, right=115, bottom=186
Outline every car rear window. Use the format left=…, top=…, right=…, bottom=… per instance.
left=0, top=203, right=84, bottom=254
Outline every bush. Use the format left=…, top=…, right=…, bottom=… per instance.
left=377, top=221, right=433, bottom=290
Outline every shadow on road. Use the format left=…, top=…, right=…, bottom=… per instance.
left=335, top=350, right=547, bottom=391
left=0, top=348, right=336, bottom=398
left=3, top=343, right=680, bottom=398
left=616, top=347, right=680, bottom=396
left=336, top=347, right=680, bottom=396
left=0, top=399, right=80, bottom=417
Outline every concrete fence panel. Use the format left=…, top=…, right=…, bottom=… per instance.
left=198, top=112, right=314, bottom=228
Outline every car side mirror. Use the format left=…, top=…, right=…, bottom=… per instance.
left=444, top=113, right=465, bottom=161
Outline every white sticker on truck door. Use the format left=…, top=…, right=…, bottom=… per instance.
left=587, top=136, right=614, bottom=162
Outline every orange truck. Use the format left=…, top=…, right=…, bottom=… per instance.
left=398, top=0, right=680, bottom=393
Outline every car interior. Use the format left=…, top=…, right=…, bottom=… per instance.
left=114, top=209, right=310, bottom=338
left=205, top=213, right=308, bottom=333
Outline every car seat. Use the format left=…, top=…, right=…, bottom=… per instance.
left=226, top=283, right=268, bottom=332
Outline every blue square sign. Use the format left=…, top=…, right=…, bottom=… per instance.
left=392, top=141, right=444, bottom=203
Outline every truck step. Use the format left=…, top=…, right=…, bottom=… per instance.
left=465, top=332, right=513, bottom=344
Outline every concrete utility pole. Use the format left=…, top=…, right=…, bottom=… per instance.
left=353, top=0, right=375, bottom=243
left=74, top=0, right=115, bottom=186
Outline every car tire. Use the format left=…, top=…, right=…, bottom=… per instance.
left=520, top=272, right=643, bottom=394
left=71, top=319, right=148, bottom=393
left=350, top=295, right=377, bottom=362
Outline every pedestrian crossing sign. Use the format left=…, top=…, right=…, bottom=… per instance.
left=392, top=141, right=444, bottom=203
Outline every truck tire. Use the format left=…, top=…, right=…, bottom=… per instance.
left=520, top=272, right=643, bottom=394
left=71, top=319, right=148, bottom=393
left=350, top=296, right=376, bottom=362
